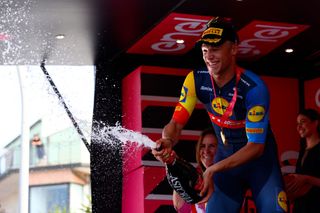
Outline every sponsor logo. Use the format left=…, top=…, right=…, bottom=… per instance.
left=167, top=173, right=193, bottom=203
left=247, top=106, right=265, bottom=122
left=228, top=92, right=243, bottom=99
left=240, top=77, right=250, bottom=87
left=201, top=38, right=221, bottom=43
left=200, top=86, right=212, bottom=92
left=246, top=127, right=264, bottom=134
left=175, top=105, right=182, bottom=112
left=212, top=97, right=230, bottom=115
left=179, top=86, right=188, bottom=103
left=203, top=27, right=223, bottom=37
left=277, top=191, right=288, bottom=212
left=127, top=13, right=212, bottom=55
left=237, top=21, right=309, bottom=60
left=197, top=70, right=209, bottom=74
left=209, top=112, right=245, bottom=128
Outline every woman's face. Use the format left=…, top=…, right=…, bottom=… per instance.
left=296, top=114, right=318, bottom=138
left=199, top=134, right=217, bottom=168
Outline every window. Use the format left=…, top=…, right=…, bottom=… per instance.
left=30, top=184, right=69, bottom=213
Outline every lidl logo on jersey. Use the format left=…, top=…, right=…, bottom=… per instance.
left=247, top=106, right=265, bottom=122
left=179, top=86, right=188, bottom=103
left=212, top=97, right=230, bottom=115
left=277, top=191, right=288, bottom=212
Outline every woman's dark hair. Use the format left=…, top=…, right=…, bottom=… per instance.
left=195, top=128, right=217, bottom=172
left=297, top=109, right=320, bottom=161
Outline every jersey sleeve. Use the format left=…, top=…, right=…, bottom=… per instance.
left=245, top=78, right=270, bottom=144
left=172, top=71, right=197, bottom=126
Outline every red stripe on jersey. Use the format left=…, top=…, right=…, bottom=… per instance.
left=172, top=103, right=191, bottom=126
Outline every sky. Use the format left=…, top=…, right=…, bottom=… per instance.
left=0, top=65, right=95, bottom=149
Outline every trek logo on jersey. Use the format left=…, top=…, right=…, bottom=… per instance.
left=197, top=70, right=209, bottom=74
left=179, top=86, right=188, bottom=103
left=277, top=191, right=288, bottom=212
left=240, top=77, right=250, bottom=87
left=200, top=86, right=212, bottom=92
left=212, top=97, right=230, bottom=115
left=247, top=106, right=265, bottom=122
left=228, top=92, right=243, bottom=99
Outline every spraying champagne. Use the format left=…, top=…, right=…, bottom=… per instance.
left=110, top=129, right=204, bottom=204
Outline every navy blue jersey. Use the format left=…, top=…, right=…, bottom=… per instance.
left=172, top=67, right=287, bottom=212
left=194, top=68, right=271, bottom=146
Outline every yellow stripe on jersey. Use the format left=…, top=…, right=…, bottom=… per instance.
left=172, top=72, right=197, bottom=126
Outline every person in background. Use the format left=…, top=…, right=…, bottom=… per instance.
left=152, top=16, right=287, bottom=213
left=31, top=134, right=46, bottom=165
left=173, top=128, right=217, bottom=213
left=285, top=108, right=320, bottom=213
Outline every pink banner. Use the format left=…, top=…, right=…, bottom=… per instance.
left=127, top=13, right=212, bottom=55
left=237, top=20, right=309, bottom=60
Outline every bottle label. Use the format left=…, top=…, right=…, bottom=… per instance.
left=167, top=173, right=195, bottom=203
left=165, top=155, right=203, bottom=204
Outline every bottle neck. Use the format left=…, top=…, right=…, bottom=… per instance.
left=165, top=150, right=177, bottom=165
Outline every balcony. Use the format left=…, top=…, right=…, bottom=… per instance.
left=0, top=127, right=90, bottom=177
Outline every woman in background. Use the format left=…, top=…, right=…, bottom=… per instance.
left=173, top=128, right=217, bottom=213
left=286, top=108, right=320, bottom=213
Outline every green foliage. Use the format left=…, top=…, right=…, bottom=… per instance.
left=80, top=195, right=92, bottom=213
left=49, top=205, right=67, bottom=213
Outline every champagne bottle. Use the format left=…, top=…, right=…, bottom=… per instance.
left=165, top=150, right=203, bottom=204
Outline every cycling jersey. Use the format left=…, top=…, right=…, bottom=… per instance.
left=172, top=68, right=288, bottom=213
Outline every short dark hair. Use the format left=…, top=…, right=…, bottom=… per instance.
left=299, top=108, right=320, bottom=134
